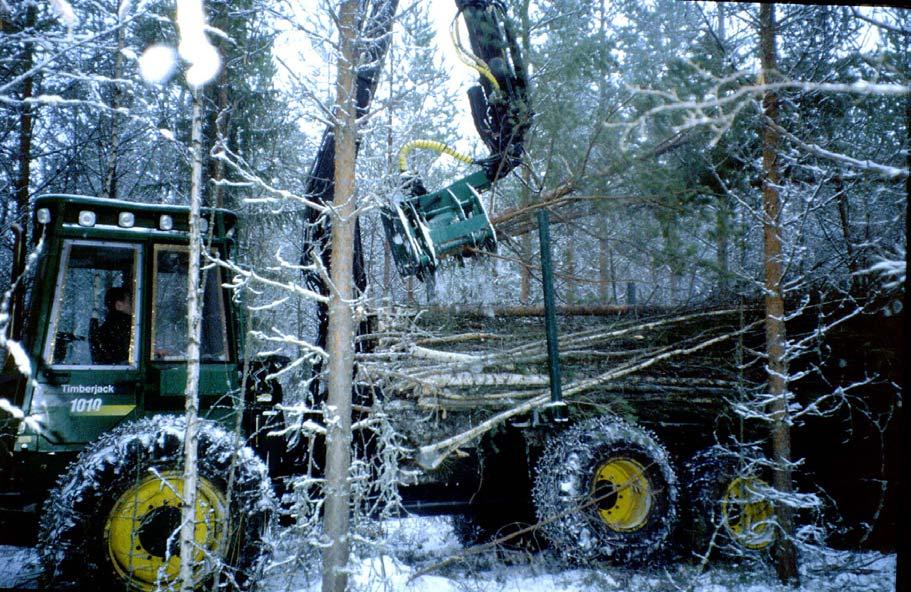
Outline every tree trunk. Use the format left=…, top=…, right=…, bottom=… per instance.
left=897, top=70, right=910, bottom=592
left=383, top=41, right=394, bottom=298
left=15, top=5, right=36, bottom=220
left=103, top=19, right=126, bottom=199
left=178, top=89, right=205, bottom=592
left=716, top=198, right=730, bottom=298
left=759, top=4, right=799, bottom=585
left=519, top=166, right=532, bottom=304
left=565, top=237, right=576, bottom=306
left=210, top=77, right=229, bottom=208
left=833, top=174, right=861, bottom=291
left=598, top=220, right=610, bottom=304
left=321, top=2, right=360, bottom=591
left=518, top=1, right=533, bottom=305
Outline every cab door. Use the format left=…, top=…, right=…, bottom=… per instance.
left=34, top=240, right=143, bottom=448
left=147, top=245, right=238, bottom=413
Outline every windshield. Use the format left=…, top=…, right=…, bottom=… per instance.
left=45, top=241, right=141, bottom=368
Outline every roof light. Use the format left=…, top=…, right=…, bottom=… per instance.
left=78, top=210, right=96, bottom=227
left=118, top=212, right=135, bottom=228
left=159, top=215, right=173, bottom=231
left=36, top=208, right=51, bottom=224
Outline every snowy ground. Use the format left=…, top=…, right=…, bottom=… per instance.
left=1, top=516, right=895, bottom=591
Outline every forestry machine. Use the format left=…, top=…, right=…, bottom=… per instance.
left=0, top=1, right=774, bottom=591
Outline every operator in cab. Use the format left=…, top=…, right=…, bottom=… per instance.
left=93, top=287, right=132, bottom=365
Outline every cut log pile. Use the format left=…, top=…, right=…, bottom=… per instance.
left=357, top=305, right=766, bottom=465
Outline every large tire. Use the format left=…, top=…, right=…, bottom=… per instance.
left=684, top=445, right=775, bottom=559
left=39, top=415, right=275, bottom=591
left=533, top=415, right=678, bottom=564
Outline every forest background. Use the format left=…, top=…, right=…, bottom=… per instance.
left=0, top=0, right=908, bottom=591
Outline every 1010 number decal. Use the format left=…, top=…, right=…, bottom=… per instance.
left=69, top=398, right=103, bottom=413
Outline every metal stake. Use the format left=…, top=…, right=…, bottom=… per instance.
left=537, top=209, right=566, bottom=421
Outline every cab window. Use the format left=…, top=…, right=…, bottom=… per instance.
left=151, top=245, right=229, bottom=362
left=45, top=241, right=141, bottom=367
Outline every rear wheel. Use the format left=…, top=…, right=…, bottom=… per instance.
left=684, top=446, right=775, bottom=559
left=40, top=416, right=275, bottom=591
left=533, top=415, right=678, bottom=564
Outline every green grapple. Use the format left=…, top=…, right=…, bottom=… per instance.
left=381, top=170, right=497, bottom=281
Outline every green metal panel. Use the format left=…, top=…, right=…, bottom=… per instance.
left=154, top=364, right=239, bottom=397
left=381, top=170, right=497, bottom=280
left=33, top=194, right=237, bottom=238
left=29, top=368, right=142, bottom=449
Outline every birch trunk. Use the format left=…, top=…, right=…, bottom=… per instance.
left=178, top=90, right=205, bottom=592
left=103, top=19, right=126, bottom=199
left=322, top=2, right=359, bottom=590
left=759, top=5, right=799, bottom=585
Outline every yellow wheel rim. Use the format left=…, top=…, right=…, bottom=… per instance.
left=721, top=476, right=775, bottom=550
left=104, top=470, right=227, bottom=591
left=592, top=458, right=651, bottom=532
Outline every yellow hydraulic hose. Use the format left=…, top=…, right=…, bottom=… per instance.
left=450, top=12, right=501, bottom=92
left=398, top=139, right=475, bottom=173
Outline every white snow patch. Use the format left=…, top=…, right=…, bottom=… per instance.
left=117, top=0, right=132, bottom=19
left=6, top=340, right=31, bottom=377
left=47, top=0, right=78, bottom=27
left=184, top=42, right=221, bottom=87
left=0, top=545, right=41, bottom=589
left=139, top=45, right=178, bottom=85
left=176, top=0, right=221, bottom=87
left=0, top=398, right=24, bottom=419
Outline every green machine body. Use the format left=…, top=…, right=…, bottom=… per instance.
left=381, top=169, right=497, bottom=281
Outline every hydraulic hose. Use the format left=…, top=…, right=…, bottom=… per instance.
left=450, top=11, right=501, bottom=92
left=397, top=139, right=475, bottom=173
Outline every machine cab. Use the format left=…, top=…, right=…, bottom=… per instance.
left=8, top=195, right=240, bottom=453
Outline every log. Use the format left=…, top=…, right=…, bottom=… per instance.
left=414, top=320, right=762, bottom=469
left=421, top=304, right=651, bottom=317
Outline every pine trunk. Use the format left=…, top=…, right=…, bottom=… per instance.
left=716, top=200, right=730, bottom=298
left=15, top=5, right=36, bottom=220
left=519, top=167, right=532, bottom=304
left=518, top=1, right=533, bottom=305
left=760, top=4, right=799, bottom=585
left=322, top=2, right=359, bottom=591
left=178, top=90, right=205, bottom=592
left=833, top=174, right=861, bottom=291
left=565, top=238, right=576, bottom=306
left=598, top=223, right=610, bottom=304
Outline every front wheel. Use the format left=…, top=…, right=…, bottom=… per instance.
left=533, top=415, right=678, bottom=564
left=39, top=416, right=275, bottom=591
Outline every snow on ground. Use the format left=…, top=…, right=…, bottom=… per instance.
left=1, top=516, right=896, bottom=591
left=0, top=544, right=41, bottom=589
left=261, top=516, right=895, bottom=592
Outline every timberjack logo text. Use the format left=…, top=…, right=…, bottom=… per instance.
left=62, top=385, right=115, bottom=395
